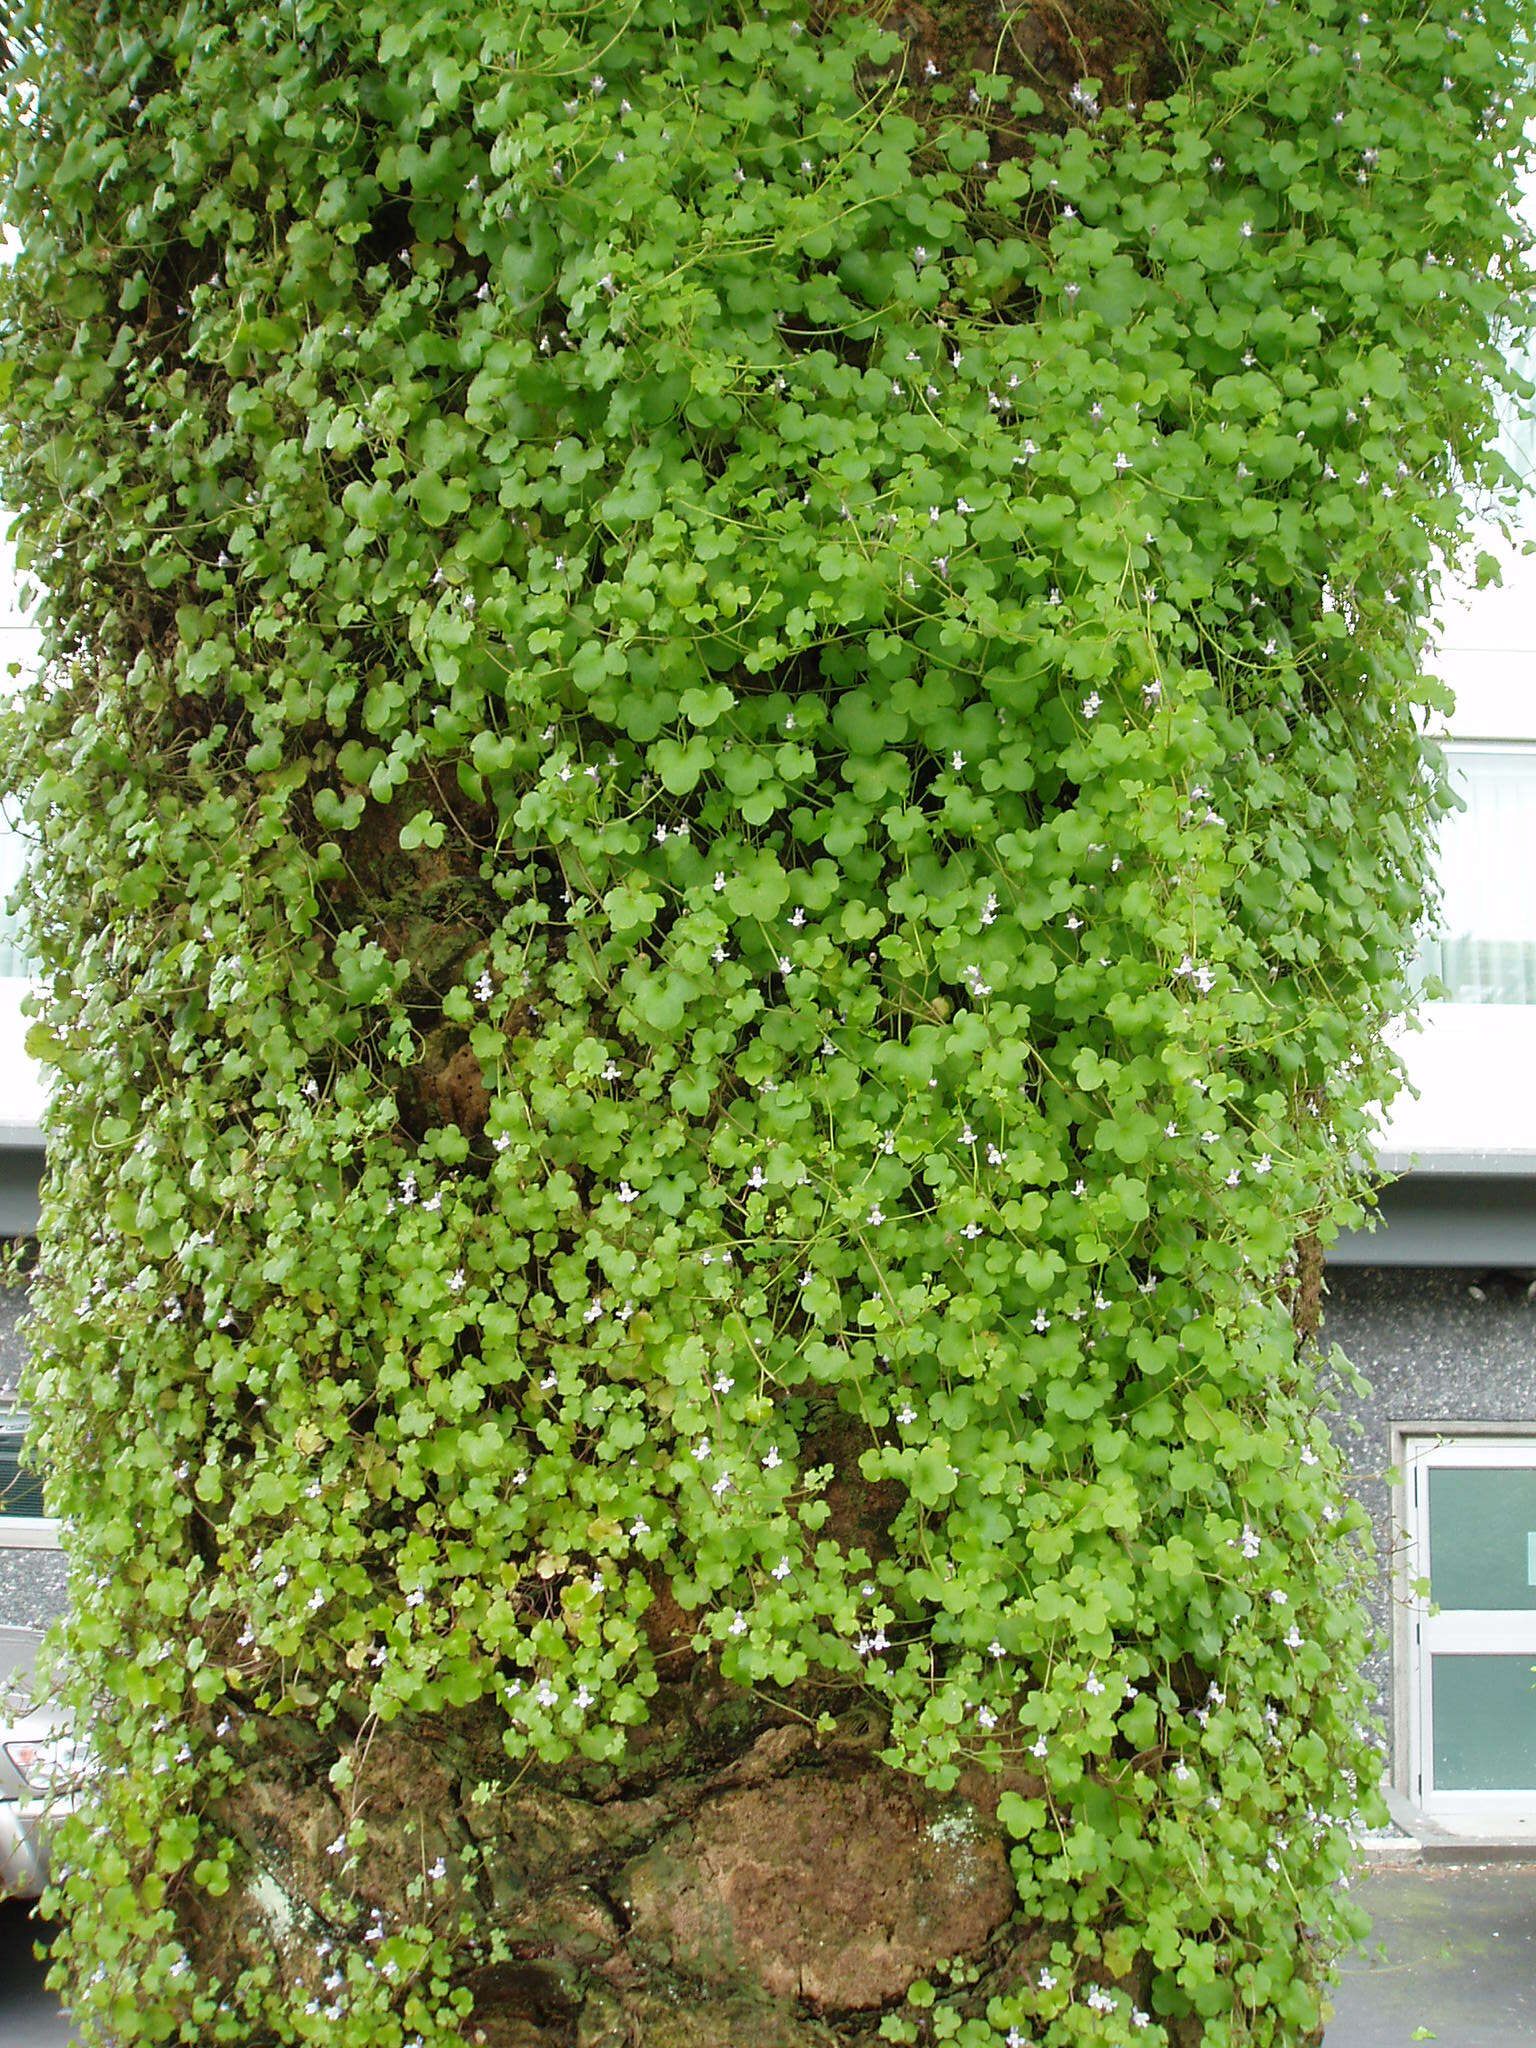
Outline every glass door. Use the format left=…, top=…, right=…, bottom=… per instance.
left=1407, top=1437, right=1536, bottom=1827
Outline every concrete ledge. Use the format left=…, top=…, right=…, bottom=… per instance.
left=1330, top=1172, right=1536, bottom=1265
left=1355, top=1788, right=1536, bottom=1866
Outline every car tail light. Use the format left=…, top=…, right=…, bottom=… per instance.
left=4, top=1736, right=82, bottom=1793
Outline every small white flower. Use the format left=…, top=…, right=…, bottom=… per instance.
left=1039, top=1966, right=1057, bottom=1991
left=617, top=1180, right=638, bottom=1204
left=897, top=1404, right=917, bottom=1426
left=1285, top=1623, right=1304, bottom=1649
left=728, top=1609, right=748, bottom=1636
left=762, top=1447, right=782, bottom=1470
left=772, top=1557, right=792, bottom=1580
left=867, top=1204, right=885, bottom=1226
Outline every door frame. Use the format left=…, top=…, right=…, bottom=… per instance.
left=1397, top=1427, right=1536, bottom=1825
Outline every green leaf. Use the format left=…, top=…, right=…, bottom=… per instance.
left=399, top=810, right=446, bottom=851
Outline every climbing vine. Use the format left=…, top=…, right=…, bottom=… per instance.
left=1, top=0, right=1532, bottom=2042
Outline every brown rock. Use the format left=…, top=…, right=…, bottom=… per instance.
left=620, top=1766, right=1015, bottom=2010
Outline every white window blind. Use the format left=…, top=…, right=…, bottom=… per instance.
left=1418, top=743, right=1536, bottom=1004
left=0, top=818, right=29, bottom=983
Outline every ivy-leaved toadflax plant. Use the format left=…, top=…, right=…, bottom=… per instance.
left=0, top=0, right=1530, bottom=2041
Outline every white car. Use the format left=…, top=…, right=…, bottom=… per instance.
left=0, top=1623, right=73, bottom=1898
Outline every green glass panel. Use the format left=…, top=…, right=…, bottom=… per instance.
left=1428, top=1466, right=1536, bottom=1611
left=1432, top=1654, right=1536, bottom=1791
left=0, top=1440, right=44, bottom=1519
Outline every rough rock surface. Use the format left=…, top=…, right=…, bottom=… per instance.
left=621, top=1769, right=1016, bottom=2009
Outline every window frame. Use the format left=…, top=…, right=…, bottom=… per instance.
left=1394, top=1427, right=1536, bottom=1837
left=1416, top=735, right=1536, bottom=1009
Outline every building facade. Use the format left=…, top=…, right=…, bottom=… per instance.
left=1326, top=505, right=1536, bottom=1845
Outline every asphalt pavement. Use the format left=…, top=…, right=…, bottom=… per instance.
left=0, top=1904, right=68, bottom=2047
left=1327, top=1862, right=1536, bottom=2048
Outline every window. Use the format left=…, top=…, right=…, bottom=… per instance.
left=1401, top=1434, right=1536, bottom=1833
left=0, top=813, right=30, bottom=982
left=1416, top=742, right=1536, bottom=1004
left=0, top=514, right=38, bottom=984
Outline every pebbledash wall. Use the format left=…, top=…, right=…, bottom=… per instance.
left=2, top=495, right=1535, bottom=1835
